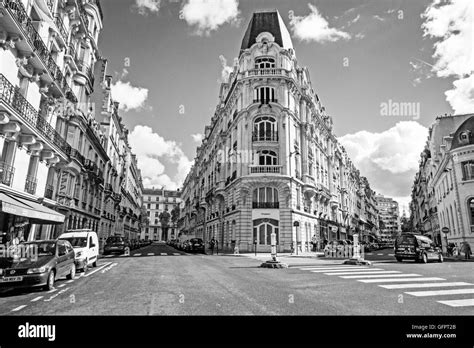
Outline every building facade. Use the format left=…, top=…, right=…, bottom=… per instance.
left=411, top=114, right=474, bottom=252
left=375, top=194, right=400, bottom=244
left=0, top=0, right=143, bottom=247
left=141, top=188, right=181, bottom=241
left=178, top=10, right=380, bottom=253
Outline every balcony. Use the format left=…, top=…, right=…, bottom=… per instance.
left=252, top=202, right=279, bottom=209
left=1, top=0, right=77, bottom=102
left=246, top=68, right=296, bottom=79
left=253, top=98, right=278, bottom=104
left=249, top=165, right=282, bottom=174
left=0, top=161, right=15, bottom=186
left=76, top=61, right=95, bottom=89
left=24, top=175, right=37, bottom=195
left=252, top=131, right=278, bottom=142
left=69, top=148, right=85, bottom=166
left=53, top=13, right=68, bottom=44
left=0, top=74, right=71, bottom=156
left=44, top=184, right=54, bottom=199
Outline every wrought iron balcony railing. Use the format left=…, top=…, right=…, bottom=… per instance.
left=53, top=13, right=68, bottom=43
left=69, top=148, right=85, bottom=165
left=0, top=74, right=71, bottom=155
left=249, top=165, right=282, bottom=174
left=252, top=202, right=279, bottom=209
left=24, top=175, right=37, bottom=195
left=1, top=0, right=76, bottom=102
left=252, top=131, right=278, bottom=142
left=0, top=161, right=15, bottom=186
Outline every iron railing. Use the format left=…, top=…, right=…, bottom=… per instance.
left=252, top=131, right=278, bottom=142
left=1, top=0, right=76, bottom=102
left=24, top=175, right=37, bottom=195
left=252, top=202, right=279, bottom=209
left=0, top=74, right=71, bottom=155
left=0, top=161, right=15, bottom=186
left=53, top=12, right=68, bottom=43
left=249, top=165, right=282, bottom=174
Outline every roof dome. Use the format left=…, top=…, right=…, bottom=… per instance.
left=240, top=9, right=293, bottom=56
left=451, top=115, right=474, bottom=150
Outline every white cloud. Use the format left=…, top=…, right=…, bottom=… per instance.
left=129, top=125, right=194, bottom=190
left=421, top=0, right=474, bottom=114
left=191, top=133, right=204, bottom=142
left=134, top=0, right=161, bottom=15
left=348, top=14, right=360, bottom=26
left=355, top=32, right=365, bottom=40
left=219, top=55, right=233, bottom=83
left=290, top=3, right=351, bottom=43
left=373, top=14, right=386, bottom=21
left=110, top=81, right=149, bottom=112
left=339, top=121, right=429, bottom=199
left=181, top=0, right=240, bottom=36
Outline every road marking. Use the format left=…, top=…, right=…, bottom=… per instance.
left=104, top=255, right=113, bottom=258
left=299, top=266, right=365, bottom=270
left=134, top=253, right=142, bottom=257
left=147, top=253, right=154, bottom=256
left=310, top=267, right=376, bottom=273
left=330, top=271, right=402, bottom=277
left=66, top=280, right=74, bottom=283
left=47, top=288, right=58, bottom=293
left=366, top=253, right=373, bottom=255
left=31, top=296, right=43, bottom=302
left=173, top=253, right=181, bottom=256
left=340, top=273, right=420, bottom=279
left=84, top=262, right=112, bottom=278
left=437, top=299, right=474, bottom=307
left=161, top=253, right=167, bottom=256
left=388, top=254, right=394, bottom=256
left=11, top=305, right=27, bottom=312
left=380, top=282, right=474, bottom=289
left=57, top=284, right=66, bottom=288
left=359, top=277, right=445, bottom=283
left=405, top=288, right=474, bottom=297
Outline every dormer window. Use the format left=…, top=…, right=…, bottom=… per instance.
left=459, top=131, right=471, bottom=144
left=255, top=57, right=275, bottom=69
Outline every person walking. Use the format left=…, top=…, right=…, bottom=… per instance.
left=209, top=238, right=215, bottom=255
left=461, top=242, right=471, bottom=260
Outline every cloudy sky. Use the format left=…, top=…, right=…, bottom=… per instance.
left=98, top=0, right=473, bottom=213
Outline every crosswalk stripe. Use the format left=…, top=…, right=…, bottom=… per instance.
left=134, top=253, right=141, bottom=256
left=377, top=253, right=384, bottom=255
left=324, top=269, right=390, bottom=275
left=405, top=289, right=474, bottom=297
left=340, top=273, right=420, bottom=279
left=31, top=296, right=43, bottom=302
left=161, top=253, right=167, bottom=256
left=147, top=253, right=154, bottom=256
left=380, top=282, right=474, bottom=289
left=298, top=265, right=358, bottom=269
left=437, top=299, right=474, bottom=307
left=310, top=267, right=378, bottom=273
left=388, top=254, right=394, bottom=256
left=11, top=305, right=26, bottom=312
left=173, top=253, right=181, bottom=256
left=359, top=277, right=445, bottom=283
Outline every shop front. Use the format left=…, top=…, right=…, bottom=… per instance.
left=0, top=192, right=65, bottom=244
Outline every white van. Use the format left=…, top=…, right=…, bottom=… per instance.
left=58, top=229, right=99, bottom=272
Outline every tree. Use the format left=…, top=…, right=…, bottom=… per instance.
left=159, top=210, right=171, bottom=241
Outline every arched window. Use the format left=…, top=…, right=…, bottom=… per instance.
left=254, top=86, right=276, bottom=104
left=469, top=198, right=474, bottom=228
left=253, top=218, right=279, bottom=245
left=252, top=187, right=279, bottom=208
left=255, top=57, right=275, bottom=69
left=253, top=116, right=278, bottom=141
left=257, top=150, right=278, bottom=165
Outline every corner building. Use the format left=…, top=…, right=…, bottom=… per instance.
left=180, top=10, right=379, bottom=252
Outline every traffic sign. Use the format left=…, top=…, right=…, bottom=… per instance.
left=442, top=227, right=450, bottom=234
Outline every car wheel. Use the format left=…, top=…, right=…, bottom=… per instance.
left=93, top=261, right=97, bottom=267
left=438, top=254, right=444, bottom=263
left=44, top=270, right=55, bottom=291
left=421, top=253, right=428, bottom=264
left=396, top=257, right=403, bottom=262
left=66, top=264, right=76, bottom=280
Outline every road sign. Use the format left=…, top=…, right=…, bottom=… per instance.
left=442, top=227, right=450, bottom=234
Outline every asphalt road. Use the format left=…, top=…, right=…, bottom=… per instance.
left=0, top=242, right=472, bottom=315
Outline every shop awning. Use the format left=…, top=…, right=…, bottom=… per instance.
left=0, top=192, right=65, bottom=224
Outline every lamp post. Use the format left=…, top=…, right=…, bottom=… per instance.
left=442, top=227, right=450, bottom=255
left=289, top=149, right=300, bottom=254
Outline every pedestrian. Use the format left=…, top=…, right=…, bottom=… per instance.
left=209, top=238, right=215, bottom=255
left=461, top=242, right=471, bottom=260
left=215, top=239, right=219, bottom=255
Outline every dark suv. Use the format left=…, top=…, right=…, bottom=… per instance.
left=186, top=238, right=205, bottom=253
left=394, top=233, right=443, bottom=263
left=103, top=236, right=130, bottom=255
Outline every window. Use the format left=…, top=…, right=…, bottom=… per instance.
left=253, top=218, right=279, bottom=245
left=254, top=87, right=276, bottom=104
left=255, top=57, right=275, bottom=69
left=155, top=212, right=158, bottom=217
left=252, top=187, right=279, bottom=208
left=462, top=161, right=474, bottom=180
left=308, top=148, right=314, bottom=176
left=257, top=150, right=278, bottom=166
left=147, top=204, right=150, bottom=209
left=469, top=198, right=474, bottom=227
left=253, top=116, right=277, bottom=141
left=58, top=243, right=67, bottom=256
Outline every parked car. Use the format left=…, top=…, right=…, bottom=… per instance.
left=130, top=239, right=139, bottom=250
left=58, top=229, right=99, bottom=272
left=0, top=240, right=76, bottom=291
left=394, top=233, right=443, bottom=263
left=103, top=236, right=130, bottom=255
left=186, top=238, right=205, bottom=253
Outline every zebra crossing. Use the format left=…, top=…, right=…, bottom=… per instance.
left=295, top=264, right=474, bottom=309
left=103, top=252, right=190, bottom=258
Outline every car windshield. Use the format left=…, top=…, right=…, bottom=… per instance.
left=106, top=237, right=123, bottom=243
left=25, top=242, right=56, bottom=256
left=60, top=237, right=87, bottom=248
left=396, top=234, right=416, bottom=245
left=190, top=239, right=203, bottom=243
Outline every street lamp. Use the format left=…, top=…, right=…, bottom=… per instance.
left=289, top=149, right=300, bottom=254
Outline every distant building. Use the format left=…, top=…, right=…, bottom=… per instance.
left=141, top=188, right=181, bottom=241
left=375, top=194, right=400, bottom=243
